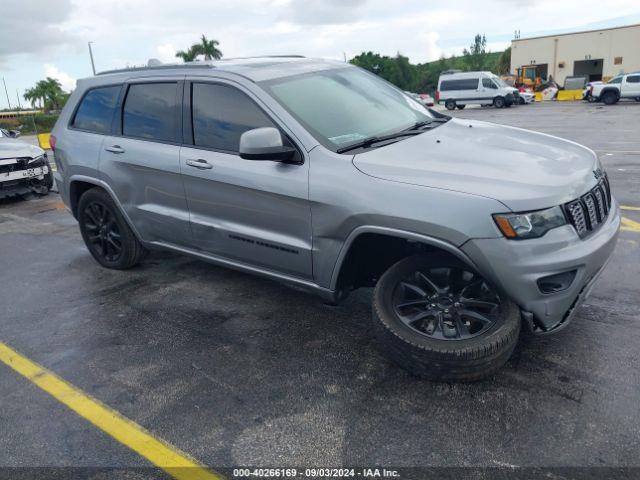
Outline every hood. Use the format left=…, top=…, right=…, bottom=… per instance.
left=353, top=118, right=600, bottom=212
left=0, top=139, right=45, bottom=160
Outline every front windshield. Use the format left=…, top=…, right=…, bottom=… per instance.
left=491, top=75, right=508, bottom=88
left=260, top=67, right=434, bottom=151
left=608, top=77, right=622, bottom=84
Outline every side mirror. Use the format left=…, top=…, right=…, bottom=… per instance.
left=239, top=127, right=296, bottom=162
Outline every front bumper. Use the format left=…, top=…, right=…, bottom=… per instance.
left=0, top=165, right=50, bottom=198
left=461, top=199, right=621, bottom=332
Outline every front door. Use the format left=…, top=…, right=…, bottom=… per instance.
left=180, top=81, right=312, bottom=279
left=100, top=80, right=192, bottom=246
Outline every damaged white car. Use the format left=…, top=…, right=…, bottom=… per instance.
left=0, top=131, right=53, bottom=198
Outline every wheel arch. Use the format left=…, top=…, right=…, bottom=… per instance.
left=329, top=226, right=481, bottom=294
left=69, top=175, right=144, bottom=243
left=599, top=87, right=620, bottom=99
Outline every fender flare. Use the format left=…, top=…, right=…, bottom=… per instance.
left=598, top=87, right=620, bottom=99
left=69, top=175, right=145, bottom=244
left=328, top=226, right=481, bottom=291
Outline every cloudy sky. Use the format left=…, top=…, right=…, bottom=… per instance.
left=1, top=0, right=639, bottom=109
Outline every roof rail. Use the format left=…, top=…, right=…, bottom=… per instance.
left=97, top=62, right=214, bottom=75
left=96, top=55, right=306, bottom=75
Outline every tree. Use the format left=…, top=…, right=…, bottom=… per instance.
left=496, top=47, right=511, bottom=75
left=462, top=34, right=488, bottom=71
left=23, top=77, right=68, bottom=112
left=198, top=35, right=223, bottom=60
left=176, top=35, right=223, bottom=62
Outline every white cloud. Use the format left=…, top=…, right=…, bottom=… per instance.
left=44, top=64, right=76, bottom=92
left=156, top=43, right=177, bottom=63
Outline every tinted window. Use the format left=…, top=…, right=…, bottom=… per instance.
left=192, top=83, right=277, bottom=152
left=440, top=78, right=479, bottom=91
left=627, top=75, right=640, bottom=83
left=482, top=78, right=497, bottom=89
left=72, top=86, right=121, bottom=133
left=123, top=83, right=177, bottom=142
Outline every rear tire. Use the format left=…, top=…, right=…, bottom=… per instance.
left=78, top=188, right=145, bottom=270
left=518, top=97, right=525, bottom=105
left=602, top=91, right=618, bottom=105
left=445, top=99, right=456, bottom=111
left=372, top=255, right=521, bottom=382
left=493, top=96, right=506, bottom=108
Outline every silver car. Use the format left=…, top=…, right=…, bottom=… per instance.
left=51, top=57, right=620, bottom=381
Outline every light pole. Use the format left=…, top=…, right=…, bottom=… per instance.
left=88, top=41, right=96, bottom=75
left=2, top=77, right=11, bottom=110
left=16, top=89, right=22, bottom=110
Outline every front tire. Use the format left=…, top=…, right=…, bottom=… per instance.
left=372, top=255, right=520, bottom=382
left=78, top=188, right=145, bottom=269
left=444, top=99, right=456, bottom=111
left=493, top=96, right=506, bottom=108
left=602, top=91, right=618, bottom=105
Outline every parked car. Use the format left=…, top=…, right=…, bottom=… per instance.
left=52, top=57, right=620, bottom=381
left=0, top=132, right=53, bottom=198
left=419, top=93, right=435, bottom=107
left=0, top=128, right=21, bottom=139
left=517, top=90, right=535, bottom=104
left=403, top=91, right=434, bottom=108
left=590, top=72, right=640, bottom=105
left=437, top=71, right=519, bottom=109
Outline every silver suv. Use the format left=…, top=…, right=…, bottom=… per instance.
left=52, top=57, right=620, bottom=381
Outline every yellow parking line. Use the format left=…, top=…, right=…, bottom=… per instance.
left=621, top=205, right=640, bottom=212
left=621, top=217, right=640, bottom=233
left=0, top=342, right=223, bottom=480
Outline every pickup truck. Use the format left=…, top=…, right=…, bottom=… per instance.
left=591, top=72, right=640, bottom=105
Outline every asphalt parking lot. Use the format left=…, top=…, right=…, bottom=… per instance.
left=1, top=101, right=639, bottom=478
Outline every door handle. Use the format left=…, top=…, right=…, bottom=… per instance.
left=186, top=158, right=213, bottom=170
left=105, top=145, right=125, bottom=154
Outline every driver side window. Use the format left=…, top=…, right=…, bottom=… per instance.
left=482, top=78, right=497, bottom=89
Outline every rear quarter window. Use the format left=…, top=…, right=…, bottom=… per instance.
left=72, top=86, right=121, bottom=133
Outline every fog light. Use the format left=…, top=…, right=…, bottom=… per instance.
left=537, top=270, right=577, bottom=294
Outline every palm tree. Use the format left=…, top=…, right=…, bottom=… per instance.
left=175, top=45, right=201, bottom=62
left=198, top=35, right=222, bottom=60
left=175, top=35, right=223, bottom=62
left=23, top=77, right=67, bottom=112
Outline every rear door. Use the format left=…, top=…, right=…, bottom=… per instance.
left=623, top=74, right=640, bottom=98
left=99, top=79, right=192, bottom=246
left=180, top=80, right=312, bottom=279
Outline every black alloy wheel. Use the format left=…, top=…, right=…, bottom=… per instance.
left=77, top=188, right=145, bottom=269
left=392, top=265, right=500, bottom=340
left=82, top=201, right=123, bottom=262
left=372, top=255, right=521, bottom=381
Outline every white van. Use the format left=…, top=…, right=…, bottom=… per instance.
left=437, top=71, right=518, bottom=110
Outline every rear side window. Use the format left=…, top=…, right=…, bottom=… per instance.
left=627, top=75, right=640, bottom=83
left=440, top=78, right=479, bottom=91
left=191, top=83, right=277, bottom=152
left=123, top=83, right=177, bottom=142
left=72, top=86, right=121, bottom=133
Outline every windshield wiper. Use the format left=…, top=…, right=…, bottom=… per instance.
left=337, top=130, right=423, bottom=154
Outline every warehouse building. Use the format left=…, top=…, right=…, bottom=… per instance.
left=510, top=23, right=640, bottom=86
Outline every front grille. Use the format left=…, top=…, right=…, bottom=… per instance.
left=564, top=174, right=612, bottom=238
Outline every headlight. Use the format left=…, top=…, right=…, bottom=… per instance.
left=493, top=206, right=567, bottom=239
left=28, top=153, right=46, bottom=165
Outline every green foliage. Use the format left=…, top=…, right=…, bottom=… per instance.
left=496, top=47, right=511, bottom=75
left=462, top=34, right=488, bottom=71
left=351, top=45, right=504, bottom=95
left=23, top=77, right=69, bottom=113
left=176, top=35, right=223, bottom=62
left=0, top=113, right=59, bottom=135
